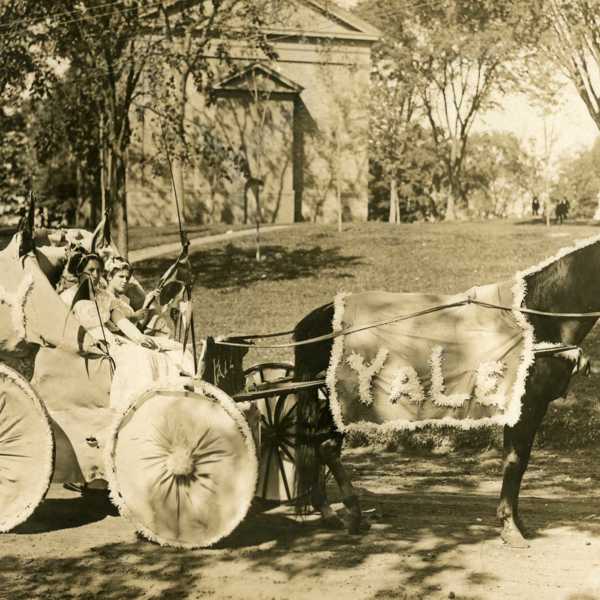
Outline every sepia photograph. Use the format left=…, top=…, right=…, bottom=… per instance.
left=0, top=0, right=599, bottom=598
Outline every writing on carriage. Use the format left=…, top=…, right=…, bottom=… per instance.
left=345, top=345, right=508, bottom=409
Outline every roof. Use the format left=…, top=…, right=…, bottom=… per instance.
left=213, top=62, right=304, bottom=94
left=144, top=0, right=381, bottom=43
left=300, top=0, right=381, bottom=38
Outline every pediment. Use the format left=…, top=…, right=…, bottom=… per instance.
left=213, top=63, right=303, bottom=94
left=265, top=0, right=380, bottom=39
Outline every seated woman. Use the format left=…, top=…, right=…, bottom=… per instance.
left=59, top=252, right=104, bottom=306
left=72, top=255, right=157, bottom=350
left=73, top=255, right=194, bottom=411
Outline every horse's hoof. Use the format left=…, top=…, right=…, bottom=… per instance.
left=346, top=516, right=364, bottom=535
left=321, top=514, right=345, bottom=530
left=501, top=526, right=529, bottom=549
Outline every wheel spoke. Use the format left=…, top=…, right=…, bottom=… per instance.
left=275, top=448, right=292, bottom=501
left=261, top=443, right=274, bottom=499
left=273, top=393, right=290, bottom=422
left=265, top=396, right=275, bottom=425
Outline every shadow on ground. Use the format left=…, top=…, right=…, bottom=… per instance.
left=134, top=243, right=363, bottom=290
left=14, top=495, right=118, bottom=534
left=1, top=449, right=599, bottom=599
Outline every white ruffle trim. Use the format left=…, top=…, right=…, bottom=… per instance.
left=474, top=361, right=506, bottom=407
left=346, top=347, right=389, bottom=406
left=389, top=367, right=424, bottom=405
left=0, top=364, right=54, bottom=533
left=430, top=346, right=470, bottom=408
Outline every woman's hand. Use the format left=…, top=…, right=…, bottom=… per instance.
left=139, top=335, right=158, bottom=350
left=132, top=307, right=151, bottom=322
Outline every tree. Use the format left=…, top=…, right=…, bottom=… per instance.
left=369, top=43, right=420, bottom=223
left=542, top=0, right=600, bottom=130
left=552, top=136, right=600, bottom=218
left=462, top=131, right=537, bottom=217
left=356, top=0, right=544, bottom=219
left=11, top=0, right=272, bottom=255
left=0, top=105, right=34, bottom=222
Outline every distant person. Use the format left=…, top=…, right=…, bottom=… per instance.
left=531, top=196, right=540, bottom=217
left=556, top=199, right=568, bottom=225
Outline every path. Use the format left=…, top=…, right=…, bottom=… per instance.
left=129, top=225, right=294, bottom=263
left=1, top=448, right=599, bottom=599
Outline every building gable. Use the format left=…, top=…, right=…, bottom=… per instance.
left=265, top=0, right=380, bottom=40
left=213, top=63, right=304, bottom=95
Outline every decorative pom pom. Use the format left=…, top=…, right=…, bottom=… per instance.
left=165, top=447, right=196, bottom=477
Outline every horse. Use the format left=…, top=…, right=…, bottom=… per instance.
left=293, top=234, right=600, bottom=548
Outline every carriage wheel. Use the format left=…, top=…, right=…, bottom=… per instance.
left=244, top=363, right=330, bottom=504
left=106, top=380, right=257, bottom=549
left=0, top=364, right=54, bottom=532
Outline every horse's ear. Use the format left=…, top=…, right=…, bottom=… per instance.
left=90, top=207, right=112, bottom=253
left=17, top=192, right=35, bottom=258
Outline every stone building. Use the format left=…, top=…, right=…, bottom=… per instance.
left=128, top=1, right=380, bottom=226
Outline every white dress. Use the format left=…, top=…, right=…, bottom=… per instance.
left=73, top=291, right=195, bottom=412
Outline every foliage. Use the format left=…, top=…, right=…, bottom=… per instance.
left=2, top=0, right=274, bottom=254
left=550, top=137, right=600, bottom=218
left=356, top=0, right=545, bottom=219
left=462, top=132, right=539, bottom=217
left=0, top=105, right=34, bottom=223
left=540, top=0, right=600, bottom=132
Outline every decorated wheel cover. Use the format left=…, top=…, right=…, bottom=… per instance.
left=106, top=380, right=257, bottom=548
left=0, top=364, right=54, bottom=532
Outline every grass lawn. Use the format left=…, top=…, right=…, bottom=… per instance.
left=134, top=218, right=600, bottom=449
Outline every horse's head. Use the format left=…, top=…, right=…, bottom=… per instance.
left=0, top=232, right=104, bottom=358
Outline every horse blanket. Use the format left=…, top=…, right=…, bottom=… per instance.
left=327, top=279, right=534, bottom=432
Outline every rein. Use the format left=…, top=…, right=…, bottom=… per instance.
left=215, top=298, right=600, bottom=350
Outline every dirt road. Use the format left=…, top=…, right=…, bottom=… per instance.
left=1, top=447, right=599, bottom=600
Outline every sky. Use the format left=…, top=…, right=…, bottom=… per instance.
left=335, top=0, right=599, bottom=162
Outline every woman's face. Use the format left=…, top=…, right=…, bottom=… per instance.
left=80, top=259, right=102, bottom=287
left=109, top=268, right=131, bottom=294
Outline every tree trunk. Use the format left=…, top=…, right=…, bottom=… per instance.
left=445, top=137, right=460, bottom=221
left=108, top=147, right=129, bottom=256
left=389, top=176, right=399, bottom=223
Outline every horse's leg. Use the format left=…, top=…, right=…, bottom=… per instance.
left=497, top=395, right=549, bottom=548
left=317, top=436, right=364, bottom=535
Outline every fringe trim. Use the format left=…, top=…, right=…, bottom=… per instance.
left=518, top=232, right=600, bottom=281
left=474, top=361, right=506, bottom=407
left=429, top=346, right=470, bottom=408
left=326, top=292, right=349, bottom=432
left=346, top=347, right=389, bottom=406
left=389, top=367, right=424, bottom=405
left=105, top=379, right=258, bottom=549
left=11, top=273, right=34, bottom=343
left=0, top=364, right=54, bottom=533
left=509, top=267, right=538, bottom=427
left=508, top=232, right=600, bottom=423
left=343, top=414, right=515, bottom=433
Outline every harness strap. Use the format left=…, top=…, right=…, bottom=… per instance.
left=214, top=297, right=600, bottom=350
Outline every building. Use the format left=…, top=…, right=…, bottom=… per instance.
left=128, top=0, right=380, bottom=226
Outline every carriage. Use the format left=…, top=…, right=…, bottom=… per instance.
left=0, top=213, right=597, bottom=550
left=0, top=222, right=329, bottom=548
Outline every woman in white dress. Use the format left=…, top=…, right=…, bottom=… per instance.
left=71, top=255, right=195, bottom=411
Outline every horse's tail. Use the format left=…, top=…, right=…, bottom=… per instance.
left=293, top=303, right=335, bottom=513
